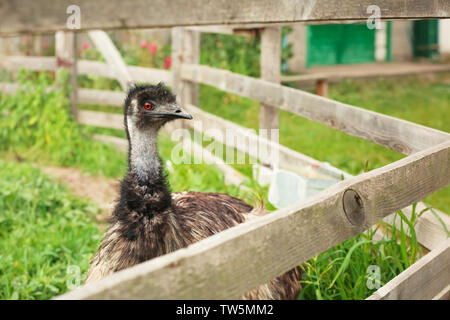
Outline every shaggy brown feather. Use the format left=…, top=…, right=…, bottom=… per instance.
left=86, top=192, right=301, bottom=299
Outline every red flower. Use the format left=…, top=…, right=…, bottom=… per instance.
left=148, top=43, right=157, bottom=55
left=164, top=57, right=172, bottom=69
left=140, top=40, right=148, bottom=49
left=82, top=42, right=90, bottom=50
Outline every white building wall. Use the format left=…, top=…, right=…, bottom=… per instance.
left=375, top=21, right=387, bottom=61
left=439, top=19, right=450, bottom=56
left=391, top=21, right=413, bottom=61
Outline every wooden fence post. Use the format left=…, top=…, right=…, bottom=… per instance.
left=170, top=27, right=199, bottom=134
left=55, top=31, right=78, bottom=118
left=316, top=78, right=328, bottom=97
left=88, top=30, right=133, bottom=91
left=172, top=27, right=199, bottom=108
left=259, top=27, right=281, bottom=140
left=257, top=26, right=281, bottom=181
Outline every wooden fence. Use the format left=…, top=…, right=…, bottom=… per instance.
left=0, top=0, right=449, bottom=300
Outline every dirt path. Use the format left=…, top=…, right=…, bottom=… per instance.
left=42, top=166, right=120, bottom=229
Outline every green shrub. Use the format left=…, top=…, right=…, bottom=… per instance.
left=0, top=70, right=126, bottom=178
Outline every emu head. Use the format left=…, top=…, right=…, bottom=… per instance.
left=124, top=83, right=192, bottom=133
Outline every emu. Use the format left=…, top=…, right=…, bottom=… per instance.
left=85, top=83, right=301, bottom=299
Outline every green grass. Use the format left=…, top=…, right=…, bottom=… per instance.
left=299, top=201, right=449, bottom=300
left=0, top=160, right=101, bottom=300
left=199, top=74, right=450, bottom=212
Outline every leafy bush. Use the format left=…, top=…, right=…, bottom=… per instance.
left=0, top=70, right=126, bottom=178
left=200, top=27, right=292, bottom=77
left=201, top=33, right=261, bottom=77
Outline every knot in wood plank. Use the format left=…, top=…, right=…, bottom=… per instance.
left=343, top=188, right=365, bottom=226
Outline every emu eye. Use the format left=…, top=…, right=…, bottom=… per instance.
left=143, top=102, right=153, bottom=110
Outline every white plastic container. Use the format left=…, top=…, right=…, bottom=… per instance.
left=268, top=168, right=307, bottom=209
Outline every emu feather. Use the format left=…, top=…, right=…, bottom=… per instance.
left=85, top=83, right=301, bottom=299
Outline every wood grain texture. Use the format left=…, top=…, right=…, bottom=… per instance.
left=280, top=63, right=450, bottom=83
left=181, top=29, right=200, bottom=107
left=0, top=55, right=56, bottom=71
left=0, top=83, right=126, bottom=110
left=1, top=0, right=449, bottom=35
left=367, top=238, right=450, bottom=300
left=88, top=30, right=133, bottom=90
left=77, top=110, right=124, bottom=130
left=259, top=27, right=281, bottom=139
left=55, top=140, right=450, bottom=299
left=181, top=64, right=450, bottom=155
left=78, top=88, right=125, bottom=107
left=0, top=56, right=172, bottom=85
left=171, top=28, right=199, bottom=107
left=78, top=60, right=173, bottom=85
left=55, top=31, right=77, bottom=117
left=432, top=284, right=450, bottom=300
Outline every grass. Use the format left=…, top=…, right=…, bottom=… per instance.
left=299, top=210, right=425, bottom=300
left=0, top=160, right=101, bottom=300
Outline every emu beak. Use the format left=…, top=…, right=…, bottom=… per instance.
left=158, top=104, right=193, bottom=120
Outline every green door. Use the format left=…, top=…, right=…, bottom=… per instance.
left=306, top=24, right=375, bottom=67
left=413, top=20, right=439, bottom=58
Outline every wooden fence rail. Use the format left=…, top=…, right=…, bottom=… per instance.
left=180, top=63, right=450, bottom=155
left=1, top=0, right=449, bottom=35
left=368, top=238, right=450, bottom=300
left=0, top=55, right=173, bottom=85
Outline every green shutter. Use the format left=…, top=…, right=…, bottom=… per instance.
left=306, top=24, right=375, bottom=67
left=413, top=20, right=439, bottom=58
left=386, top=21, right=392, bottom=62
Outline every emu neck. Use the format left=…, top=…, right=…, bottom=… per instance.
left=118, top=118, right=172, bottom=219
left=127, top=120, right=161, bottom=184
